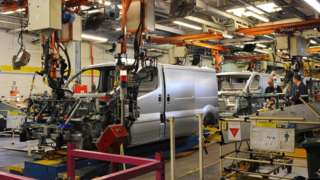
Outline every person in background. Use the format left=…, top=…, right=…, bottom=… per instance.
left=265, top=78, right=282, bottom=94
left=265, top=78, right=275, bottom=94
left=291, top=74, right=307, bottom=104
left=264, top=78, right=281, bottom=110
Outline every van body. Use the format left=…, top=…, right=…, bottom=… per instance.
left=217, top=72, right=272, bottom=115
left=67, top=63, right=219, bottom=146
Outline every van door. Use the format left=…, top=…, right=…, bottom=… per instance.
left=163, top=66, right=196, bottom=138
left=129, top=66, right=165, bottom=146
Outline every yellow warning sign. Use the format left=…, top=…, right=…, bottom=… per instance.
left=256, top=121, right=277, bottom=128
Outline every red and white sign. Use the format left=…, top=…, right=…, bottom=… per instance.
left=228, top=122, right=241, bottom=141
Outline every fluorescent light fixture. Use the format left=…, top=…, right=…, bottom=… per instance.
left=173, top=21, right=202, bottom=30
left=104, top=1, right=111, bottom=6
left=116, top=27, right=121, bottom=31
left=235, top=45, right=244, bottom=48
left=80, top=5, right=91, bottom=11
left=0, top=11, right=14, bottom=15
left=257, top=2, right=282, bottom=13
left=87, top=8, right=103, bottom=14
left=256, top=43, right=267, bottom=48
left=81, top=34, right=108, bottom=43
left=155, top=24, right=185, bottom=34
left=264, top=35, right=273, bottom=39
left=254, top=48, right=269, bottom=54
left=185, top=16, right=223, bottom=30
left=247, top=6, right=264, bottom=15
left=223, top=34, right=233, bottom=39
left=226, top=8, right=246, bottom=17
left=226, top=2, right=281, bottom=17
left=16, top=8, right=25, bottom=12
left=117, top=4, right=123, bottom=9
left=244, top=11, right=270, bottom=22
left=304, top=0, right=320, bottom=13
left=310, top=39, right=318, bottom=44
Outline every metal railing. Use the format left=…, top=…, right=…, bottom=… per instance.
left=67, top=143, right=165, bottom=180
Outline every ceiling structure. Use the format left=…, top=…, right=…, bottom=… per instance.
left=0, top=0, right=320, bottom=54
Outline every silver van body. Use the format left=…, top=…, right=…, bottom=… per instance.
left=217, top=72, right=271, bottom=115
left=70, top=63, right=219, bottom=146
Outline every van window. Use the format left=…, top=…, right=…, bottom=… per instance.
left=66, top=67, right=116, bottom=93
left=218, top=75, right=250, bottom=91
left=137, top=67, right=158, bottom=96
left=250, top=75, right=260, bottom=90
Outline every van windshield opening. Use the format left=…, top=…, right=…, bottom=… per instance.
left=66, top=67, right=116, bottom=93
left=137, top=67, right=158, bottom=97
left=218, top=75, right=250, bottom=91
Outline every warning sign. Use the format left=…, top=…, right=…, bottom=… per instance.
left=228, top=122, right=241, bottom=141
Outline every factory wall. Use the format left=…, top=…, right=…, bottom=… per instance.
left=0, top=29, right=170, bottom=98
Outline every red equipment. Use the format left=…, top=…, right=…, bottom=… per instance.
left=96, top=125, right=129, bottom=152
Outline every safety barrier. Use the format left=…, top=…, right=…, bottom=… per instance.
left=67, top=143, right=165, bottom=180
left=169, top=114, right=204, bottom=180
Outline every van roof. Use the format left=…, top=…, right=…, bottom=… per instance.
left=82, top=62, right=216, bottom=73
left=217, top=71, right=270, bottom=76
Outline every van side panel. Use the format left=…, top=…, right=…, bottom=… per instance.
left=163, top=66, right=196, bottom=136
left=195, top=70, right=218, bottom=109
left=130, top=66, right=164, bottom=146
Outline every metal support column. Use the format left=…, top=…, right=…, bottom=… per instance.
left=74, top=41, right=81, bottom=83
left=169, top=117, right=176, bottom=180
left=197, top=114, right=204, bottom=180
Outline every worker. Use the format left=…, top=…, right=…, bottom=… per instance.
left=265, top=78, right=282, bottom=94
left=290, top=74, right=307, bottom=104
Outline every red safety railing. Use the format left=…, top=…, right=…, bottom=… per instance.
left=67, top=144, right=165, bottom=180
left=0, top=171, right=35, bottom=180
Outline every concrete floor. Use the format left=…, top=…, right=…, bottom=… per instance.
left=0, top=137, right=309, bottom=180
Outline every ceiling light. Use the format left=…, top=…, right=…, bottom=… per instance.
left=256, top=43, right=267, bottom=48
left=223, top=34, right=233, bottom=39
left=254, top=48, right=269, bottom=54
left=87, top=8, right=104, bottom=14
left=256, top=2, right=282, bottom=13
left=226, top=8, right=246, bottom=17
left=247, top=6, right=264, bottom=15
left=81, top=34, right=108, bottom=43
left=104, top=1, right=111, bottom=6
left=116, top=27, right=121, bottom=31
left=0, top=11, right=14, bottom=15
left=173, top=21, right=202, bottom=30
left=80, top=5, right=91, bottom=11
left=185, top=16, right=223, bottom=31
left=264, top=35, right=273, bottom=39
left=117, top=4, right=123, bottom=9
left=227, top=2, right=282, bottom=17
left=244, top=11, right=270, bottom=22
left=304, top=0, right=320, bottom=13
left=16, top=8, right=25, bottom=12
left=310, top=39, right=318, bottom=44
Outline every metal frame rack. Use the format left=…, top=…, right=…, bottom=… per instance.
left=219, top=116, right=320, bottom=179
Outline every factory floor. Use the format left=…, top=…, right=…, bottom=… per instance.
left=134, top=143, right=233, bottom=180
left=0, top=137, right=309, bottom=180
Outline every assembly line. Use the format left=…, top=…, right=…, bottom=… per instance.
left=1, top=0, right=320, bottom=179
